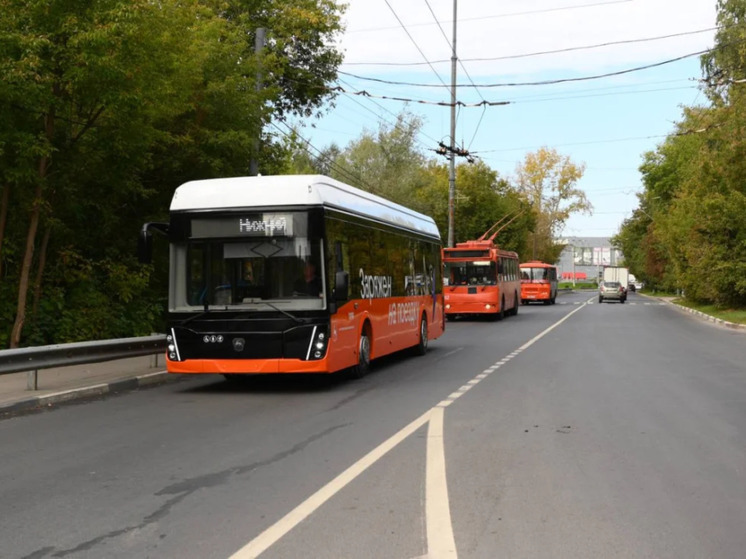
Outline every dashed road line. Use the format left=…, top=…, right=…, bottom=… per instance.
left=230, top=299, right=592, bottom=558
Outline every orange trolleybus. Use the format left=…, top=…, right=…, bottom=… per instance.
left=139, top=175, right=444, bottom=379
left=442, top=237, right=520, bottom=320
left=520, top=261, right=558, bottom=305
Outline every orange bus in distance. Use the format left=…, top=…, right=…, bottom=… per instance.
left=520, top=261, right=558, bottom=305
left=138, top=175, right=444, bottom=380
left=442, top=238, right=520, bottom=320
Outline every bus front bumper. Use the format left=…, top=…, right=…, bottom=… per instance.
left=167, top=357, right=333, bottom=374
left=445, top=302, right=499, bottom=315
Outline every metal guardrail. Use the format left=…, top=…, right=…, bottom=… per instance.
left=0, top=335, right=167, bottom=389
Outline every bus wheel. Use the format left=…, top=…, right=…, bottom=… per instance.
left=498, top=297, right=506, bottom=320
left=349, top=328, right=371, bottom=379
left=414, top=315, right=428, bottom=355
left=512, top=292, right=519, bottom=315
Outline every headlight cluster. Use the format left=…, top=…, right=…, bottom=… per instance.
left=166, top=333, right=178, bottom=361
left=309, top=328, right=329, bottom=360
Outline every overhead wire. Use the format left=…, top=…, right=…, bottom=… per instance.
left=343, top=27, right=719, bottom=66
left=335, top=76, right=442, bottom=148
left=338, top=47, right=717, bottom=89
left=347, top=0, right=634, bottom=34
left=381, top=0, right=452, bottom=94
left=421, top=0, right=487, bottom=150
left=270, top=120, right=373, bottom=189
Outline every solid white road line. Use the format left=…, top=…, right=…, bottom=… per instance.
left=427, top=406, right=458, bottom=558
left=517, top=300, right=589, bottom=352
left=230, top=301, right=592, bottom=558
left=229, top=410, right=432, bottom=559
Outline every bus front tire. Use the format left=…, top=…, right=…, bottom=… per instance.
left=349, top=329, right=371, bottom=379
left=414, top=315, right=428, bottom=355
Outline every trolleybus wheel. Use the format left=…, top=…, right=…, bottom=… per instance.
left=414, top=315, right=428, bottom=355
left=349, top=327, right=371, bottom=379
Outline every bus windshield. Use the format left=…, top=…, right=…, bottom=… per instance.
left=170, top=237, right=325, bottom=312
left=444, top=261, right=496, bottom=286
left=521, top=267, right=551, bottom=281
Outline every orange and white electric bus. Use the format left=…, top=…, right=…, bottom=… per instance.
left=139, top=175, right=444, bottom=379
left=520, top=260, right=558, bottom=305
left=442, top=239, right=520, bottom=320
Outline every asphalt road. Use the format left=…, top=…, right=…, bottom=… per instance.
left=1, top=291, right=745, bottom=559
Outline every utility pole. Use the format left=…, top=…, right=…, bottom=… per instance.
left=249, top=27, right=266, bottom=176
left=447, top=0, right=457, bottom=248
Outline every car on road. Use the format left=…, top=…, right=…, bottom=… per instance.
left=599, top=280, right=626, bottom=303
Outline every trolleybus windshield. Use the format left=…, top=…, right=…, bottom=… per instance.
left=169, top=213, right=325, bottom=312
left=444, top=261, right=497, bottom=286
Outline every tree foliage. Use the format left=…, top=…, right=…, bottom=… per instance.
left=615, top=0, right=746, bottom=307
left=514, top=147, right=591, bottom=263
left=0, top=0, right=344, bottom=347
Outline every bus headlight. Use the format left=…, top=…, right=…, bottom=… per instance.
left=445, top=304, right=451, bottom=310
left=485, top=304, right=492, bottom=309
left=308, top=326, right=329, bottom=360
left=169, top=352, right=177, bottom=360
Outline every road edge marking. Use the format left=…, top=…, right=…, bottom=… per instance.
left=230, top=410, right=432, bottom=559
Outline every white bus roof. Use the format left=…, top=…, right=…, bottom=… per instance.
left=170, top=175, right=441, bottom=239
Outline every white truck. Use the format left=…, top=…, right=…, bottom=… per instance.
left=603, top=266, right=629, bottom=291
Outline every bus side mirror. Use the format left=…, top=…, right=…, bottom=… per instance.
left=138, top=230, right=153, bottom=264
left=334, top=271, right=349, bottom=301
left=138, top=222, right=169, bottom=264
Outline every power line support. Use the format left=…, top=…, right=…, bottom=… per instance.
left=447, top=1, right=458, bottom=248
left=250, top=27, right=266, bottom=177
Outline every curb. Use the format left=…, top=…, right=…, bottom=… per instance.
left=0, top=370, right=177, bottom=416
left=654, top=297, right=746, bottom=332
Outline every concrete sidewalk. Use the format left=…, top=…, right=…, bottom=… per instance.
left=0, top=354, right=176, bottom=415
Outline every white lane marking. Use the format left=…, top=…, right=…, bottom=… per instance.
left=426, top=406, right=458, bottom=558
left=517, top=299, right=590, bottom=352
left=230, top=301, right=592, bottom=558
left=229, top=410, right=432, bottom=559
left=442, top=347, right=465, bottom=358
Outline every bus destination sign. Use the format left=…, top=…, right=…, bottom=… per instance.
left=238, top=215, right=291, bottom=236
left=191, top=213, right=293, bottom=238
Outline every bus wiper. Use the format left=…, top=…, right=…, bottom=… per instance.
left=251, top=301, right=303, bottom=324
left=178, top=296, right=211, bottom=326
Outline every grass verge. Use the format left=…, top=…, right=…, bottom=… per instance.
left=673, top=299, right=746, bottom=325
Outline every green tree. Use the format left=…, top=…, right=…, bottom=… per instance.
left=0, top=0, right=346, bottom=347
left=0, top=0, right=211, bottom=347
left=332, top=110, right=427, bottom=206
left=514, top=147, right=591, bottom=263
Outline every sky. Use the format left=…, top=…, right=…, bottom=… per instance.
left=289, top=0, right=719, bottom=239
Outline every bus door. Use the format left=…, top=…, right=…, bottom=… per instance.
left=328, top=240, right=359, bottom=372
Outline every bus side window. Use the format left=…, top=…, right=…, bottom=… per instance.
left=335, top=240, right=345, bottom=271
